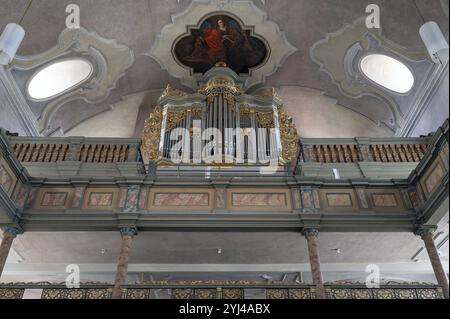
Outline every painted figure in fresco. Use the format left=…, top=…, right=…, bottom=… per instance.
left=176, top=15, right=267, bottom=74
left=203, top=19, right=226, bottom=65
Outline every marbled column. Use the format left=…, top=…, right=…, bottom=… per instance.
left=302, top=228, right=326, bottom=299
left=112, top=227, right=138, bottom=299
left=416, top=228, right=449, bottom=299
left=0, top=227, right=22, bottom=278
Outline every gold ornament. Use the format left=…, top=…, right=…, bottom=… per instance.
left=166, top=110, right=187, bottom=130
left=142, top=106, right=163, bottom=161
left=160, top=84, right=188, bottom=100
left=200, top=76, right=242, bottom=106
left=256, top=111, right=275, bottom=128
left=278, top=108, right=300, bottom=163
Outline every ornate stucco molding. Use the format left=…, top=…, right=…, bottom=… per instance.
left=310, top=17, right=434, bottom=132
left=149, top=0, right=297, bottom=91
left=10, top=27, right=135, bottom=136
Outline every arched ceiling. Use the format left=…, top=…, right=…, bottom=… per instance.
left=1, top=0, right=448, bottom=137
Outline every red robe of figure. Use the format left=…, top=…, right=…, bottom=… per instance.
left=204, top=28, right=225, bottom=65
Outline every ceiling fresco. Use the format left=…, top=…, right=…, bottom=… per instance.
left=174, top=14, right=268, bottom=75
left=0, top=0, right=448, bottom=137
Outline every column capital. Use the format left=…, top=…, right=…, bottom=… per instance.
left=302, top=228, right=320, bottom=237
left=414, top=226, right=437, bottom=238
left=119, top=227, right=138, bottom=237
left=1, top=226, right=23, bottom=237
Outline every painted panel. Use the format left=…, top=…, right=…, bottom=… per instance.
left=88, top=193, right=114, bottom=207
left=371, top=194, right=397, bottom=207
left=82, top=188, right=119, bottom=210
left=148, top=188, right=214, bottom=212
left=232, top=193, right=287, bottom=207
left=34, top=188, right=74, bottom=210
left=366, top=189, right=405, bottom=211
left=153, top=193, right=210, bottom=206
left=424, top=163, right=445, bottom=194
left=319, top=189, right=359, bottom=212
left=0, top=158, right=17, bottom=196
left=227, top=189, right=292, bottom=212
left=41, top=193, right=68, bottom=207
left=326, top=194, right=353, bottom=207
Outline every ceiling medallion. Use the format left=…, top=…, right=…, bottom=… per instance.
left=150, top=0, right=296, bottom=91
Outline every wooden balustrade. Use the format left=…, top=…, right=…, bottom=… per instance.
left=14, top=143, right=69, bottom=163
left=369, top=144, right=427, bottom=163
left=309, top=144, right=362, bottom=163
left=78, top=144, right=130, bottom=163
left=11, top=141, right=138, bottom=164
left=302, top=142, right=428, bottom=164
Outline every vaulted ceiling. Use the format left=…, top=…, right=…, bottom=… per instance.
left=1, top=0, right=448, bottom=137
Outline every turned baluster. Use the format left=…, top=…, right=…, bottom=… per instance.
left=377, top=145, right=387, bottom=162
left=106, top=145, right=115, bottom=163
left=119, top=145, right=128, bottom=162
left=86, top=145, right=95, bottom=162
left=14, top=144, right=23, bottom=159
left=403, top=144, right=413, bottom=162
left=37, top=144, right=48, bottom=162
left=350, top=145, right=359, bottom=162
left=330, top=145, right=339, bottom=163
left=50, top=144, right=61, bottom=162
left=44, top=145, right=54, bottom=162
left=113, top=145, right=121, bottom=162
left=323, top=145, right=331, bottom=163
left=384, top=144, right=394, bottom=162
left=93, top=145, right=102, bottom=163
left=390, top=144, right=400, bottom=162
left=30, top=144, right=41, bottom=162
left=337, top=145, right=346, bottom=163
left=58, top=144, right=68, bottom=161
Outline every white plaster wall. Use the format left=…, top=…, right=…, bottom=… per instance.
left=279, top=86, right=393, bottom=138
left=410, top=72, right=449, bottom=137
left=64, top=92, right=146, bottom=138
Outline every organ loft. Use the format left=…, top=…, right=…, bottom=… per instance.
left=0, top=0, right=448, bottom=301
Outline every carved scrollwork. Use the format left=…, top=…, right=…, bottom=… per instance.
left=160, top=84, right=188, bottom=100
left=142, top=106, right=163, bottom=161
left=167, top=110, right=187, bottom=130
left=278, top=108, right=300, bottom=164
left=0, top=288, right=24, bottom=299
left=256, top=111, right=274, bottom=128
left=200, top=76, right=242, bottom=106
left=172, top=288, right=194, bottom=299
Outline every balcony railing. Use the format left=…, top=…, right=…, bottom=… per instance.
left=300, top=137, right=430, bottom=164
left=0, top=282, right=444, bottom=299
left=7, top=135, right=142, bottom=164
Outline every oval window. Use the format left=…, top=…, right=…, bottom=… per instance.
left=27, top=59, right=93, bottom=100
left=360, top=54, right=414, bottom=94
